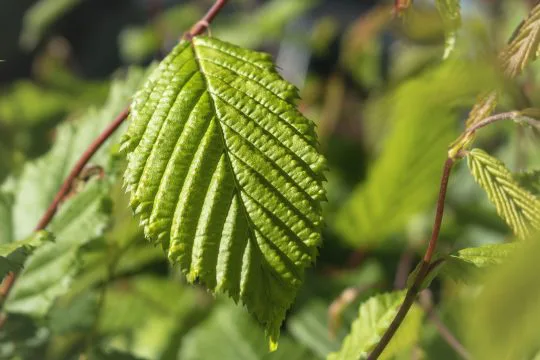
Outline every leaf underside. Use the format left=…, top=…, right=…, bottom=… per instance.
left=467, top=148, right=540, bottom=239
left=121, top=36, right=326, bottom=344
left=500, top=3, right=540, bottom=78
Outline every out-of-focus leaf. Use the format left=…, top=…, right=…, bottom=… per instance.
left=515, top=169, right=540, bottom=196
left=328, top=291, right=423, bottom=360
left=214, top=0, right=316, bottom=48
left=464, top=91, right=498, bottom=129
left=121, top=37, right=326, bottom=345
left=48, top=290, right=99, bottom=335
left=98, top=276, right=203, bottom=360
left=443, top=243, right=518, bottom=283
left=4, top=180, right=111, bottom=317
left=8, top=67, right=147, bottom=241
left=20, top=0, right=83, bottom=49
left=0, top=192, right=14, bottom=244
left=467, top=148, right=540, bottom=239
left=335, top=60, right=496, bottom=246
left=119, top=5, right=201, bottom=63
left=463, top=237, right=540, bottom=359
left=288, top=300, right=342, bottom=358
left=0, top=230, right=54, bottom=281
left=179, top=302, right=314, bottom=360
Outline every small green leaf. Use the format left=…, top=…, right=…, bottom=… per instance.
left=122, top=36, right=326, bottom=344
left=0, top=231, right=54, bottom=280
left=500, top=3, right=540, bottom=77
left=464, top=91, right=497, bottom=129
left=467, top=148, right=540, bottom=239
left=328, top=291, right=423, bottom=360
left=443, top=243, right=518, bottom=283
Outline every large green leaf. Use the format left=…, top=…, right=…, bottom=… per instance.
left=0, top=231, right=54, bottom=281
left=328, top=291, right=423, bottom=360
left=467, top=148, right=540, bottom=239
left=121, top=36, right=326, bottom=344
left=334, top=61, right=495, bottom=246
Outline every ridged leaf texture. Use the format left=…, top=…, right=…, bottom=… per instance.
left=328, top=291, right=423, bottom=360
left=500, top=3, right=540, bottom=78
left=515, top=169, right=540, bottom=196
left=467, top=148, right=540, bottom=239
left=121, top=36, right=326, bottom=344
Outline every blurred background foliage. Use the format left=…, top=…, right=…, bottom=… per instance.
left=0, top=0, right=539, bottom=359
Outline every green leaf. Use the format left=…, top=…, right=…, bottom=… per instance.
left=8, top=67, right=147, bottom=241
left=463, top=237, right=540, bottom=359
left=328, top=291, right=423, bottom=360
left=500, top=3, right=540, bottom=77
left=179, top=302, right=314, bottom=360
left=515, top=169, right=540, bottom=196
left=464, top=91, right=497, bottom=129
left=335, top=60, right=496, bottom=246
left=467, top=148, right=540, bottom=239
left=443, top=243, right=518, bottom=283
left=0, top=230, right=54, bottom=281
left=4, top=180, right=111, bottom=317
left=121, top=36, right=326, bottom=344
left=98, top=275, right=202, bottom=360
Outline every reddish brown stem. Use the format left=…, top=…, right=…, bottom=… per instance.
left=185, top=0, right=228, bottom=40
left=367, top=158, right=454, bottom=360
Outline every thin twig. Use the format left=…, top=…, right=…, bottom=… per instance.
left=394, top=250, right=414, bottom=290
left=184, top=0, right=228, bottom=40
left=367, top=158, right=454, bottom=360
left=465, top=111, right=540, bottom=136
left=419, top=290, right=472, bottom=360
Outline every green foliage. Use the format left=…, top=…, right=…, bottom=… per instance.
left=467, top=148, right=540, bottom=239
left=462, top=238, right=540, bottom=359
left=464, top=91, right=497, bottom=128
left=328, top=291, right=423, bottom=360
left=0, top=230, right=54, bottom=280
left=180, top=303, right=314, bottom=360
left=335, top=61, right=495, bottom=246
left=443, top=242, right=518, bottom=283
left=500, top=3, right=540, bottom=77
left=121, top=36, right=326, bottom=345
left=4, top=180, right=111, bottom=317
